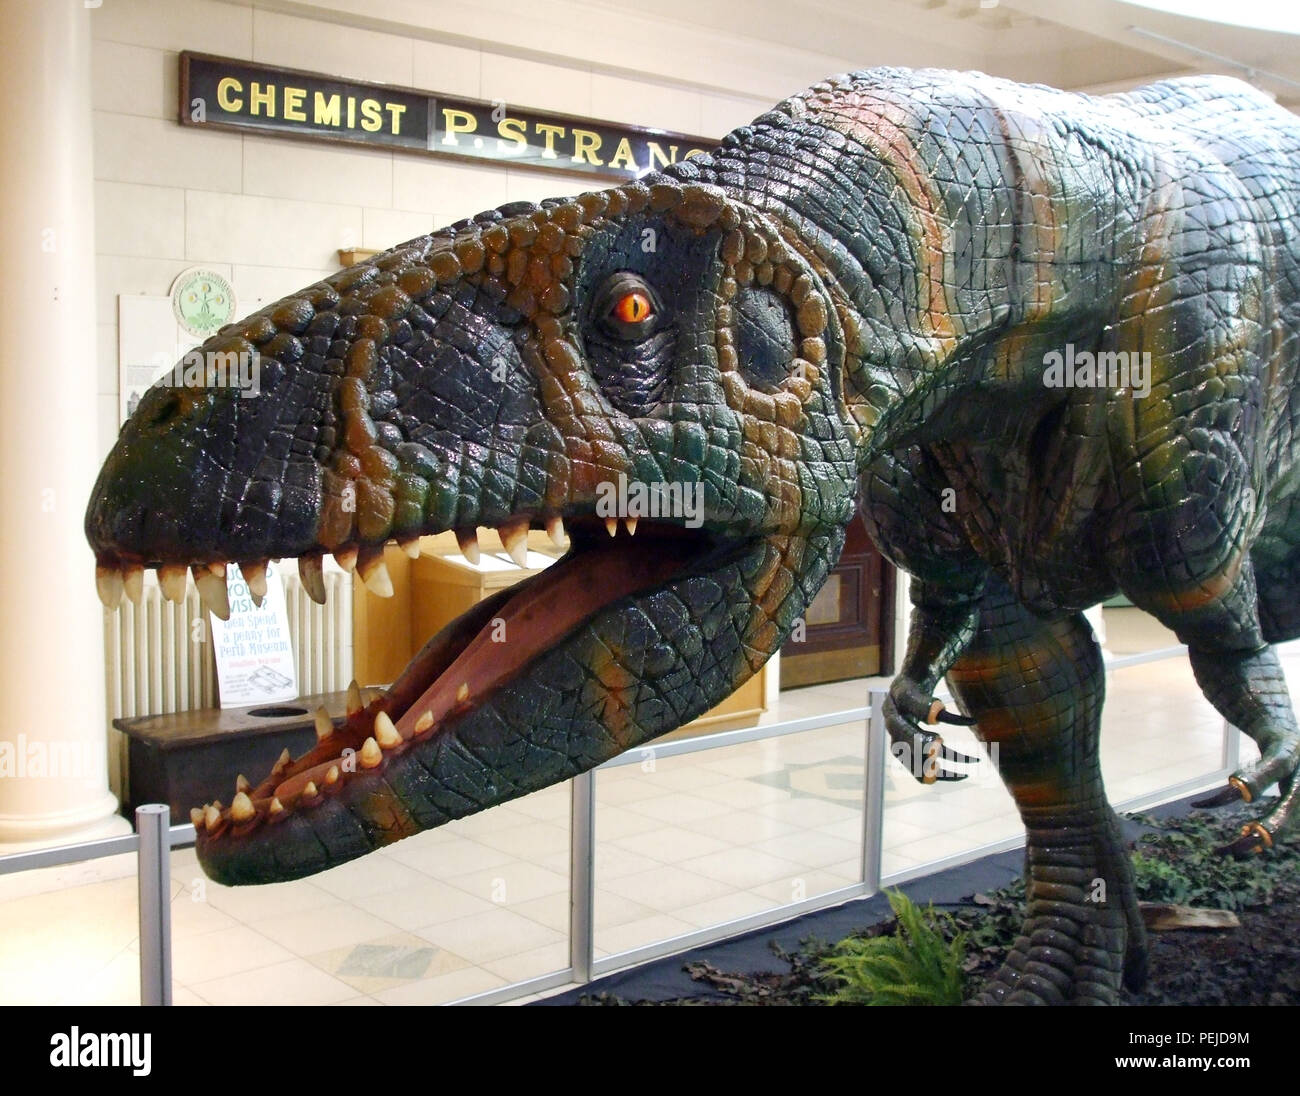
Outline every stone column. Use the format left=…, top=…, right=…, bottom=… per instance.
left=0, top=0, right=130, bottom=848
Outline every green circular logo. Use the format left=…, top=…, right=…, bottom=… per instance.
left=172, top=268, right=237, bottom=337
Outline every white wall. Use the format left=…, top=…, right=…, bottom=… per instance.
left=88, top=0, right=821, bottom=460
left=88, top=0, right=1024, bottom=461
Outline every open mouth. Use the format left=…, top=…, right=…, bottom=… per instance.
left=114, top=515, right=734, bottom=841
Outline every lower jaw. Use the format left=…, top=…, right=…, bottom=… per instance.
left=197, top=523, right=738, bottom=834
left=193, top=526, right=841, bottom=885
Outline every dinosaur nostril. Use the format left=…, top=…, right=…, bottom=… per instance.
left=148, top=393, right=183, bottom=427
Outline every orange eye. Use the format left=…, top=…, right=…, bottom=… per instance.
left=612, top=290, right=654, bottom=325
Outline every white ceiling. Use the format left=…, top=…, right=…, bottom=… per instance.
left=585, top=0, right=1300, bottom=104
left=260, top=0, right=1300, bottom=107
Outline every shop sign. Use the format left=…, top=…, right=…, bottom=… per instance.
left=180, top=52, right=715, bottom=180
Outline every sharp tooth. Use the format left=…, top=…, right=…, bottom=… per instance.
left=314, top=706, right=333, bottom=742
left=414, top=710, right=435, bottom=734
left=208, top=562, right=227, bottom=579
left=347, top=680, right=364, bottom=716
left=374, top=710, right=401, bottom=748
left=194, top=566, right=230, bottom=621
left=269, top=797, right=284, bottom=816
left=243, top=560, right=269, bottom=604
left=399, top=536, right=422, bottom=559
left=230, top=791, right=255, bottom=822
left=546, top=515, right=567, bottom=547
left=271, top=748, right=291, bottom=777
left=203, top=805, right=221, bottom=829
left=95, top=565, right=123, bottom=609
left=605, top=517, right=618, bottom=538
left=500, top=519, right=529, bottom=567
left=359, top=737, right=383, bottom=769
left=302, top=781, right=318, bottom=798
left=123, top=565, right=144, bottom=605
left=159, top=564, right=188, bottom=603
left=456, top=682, right=470, bottom=704
left=212, top=800, right=223, bottom=812
left=324, top=765, right=340, bottom=786
left=358, top=547, right=394, bottom=598
left=624, top=516, right=638, bottom=536
left=236, top=774, right=250, bottom=794
left=190, top=807, right=205, bottom=828
left=334, top=546, right=358, bottom=573
left=455, top=527, right=481, bottom=565
left=298, top=555, right=326, bottom=605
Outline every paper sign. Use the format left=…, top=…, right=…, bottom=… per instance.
left=209, top=563, right=300, bottom=709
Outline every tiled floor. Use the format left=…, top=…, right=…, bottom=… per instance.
left=0, top=609, right=1280, bottom=1006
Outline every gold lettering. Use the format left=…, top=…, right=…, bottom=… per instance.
left=647, top=142, right=678, bottom=170
left=535, top=122, right=566, bottom=159
left=684, top=147, right=709, bottom=159
left=385, top=102, right=407, bottom=135
left=360, top=98, right=383, bottom=132
left=282, top=86, right=307, bottom=122
left=441, top=107, right=477, bottom=146
left=249, top=82, right=275, bottom=118
left=347, top=96, right=356, bottom=128
left=607, top=136, right=638, bottom=171
left=314, top=91, right=341, bottom=126
left=496, top=116, right=528, bottom=154
left=216, top=77, right=242, bottom=112
left=571, top=128, right=603, bottom=166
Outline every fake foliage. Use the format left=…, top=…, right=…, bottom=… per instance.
left=577, top=804, right=1298, bottom=1005
left=819, top=889, right=966, bottom=1006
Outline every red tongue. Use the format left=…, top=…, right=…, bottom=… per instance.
left=393, top=536, right=698, bottom=737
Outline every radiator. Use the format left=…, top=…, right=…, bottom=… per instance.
left=103, top=567, right=353, bottom=797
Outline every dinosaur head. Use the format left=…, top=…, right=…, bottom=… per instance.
left=86, top=172, right=865, bottom=884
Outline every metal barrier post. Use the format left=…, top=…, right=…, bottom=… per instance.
left=569, top=773, right=596, bottom=984
left=135, top=804, right=173, bottom=1006
left=1222, top=718, right=1241, bottom=775
left=862, top=688, right=888, bottom=894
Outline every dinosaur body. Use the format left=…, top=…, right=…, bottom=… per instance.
left=87, top=68, right=1300, bottom=1004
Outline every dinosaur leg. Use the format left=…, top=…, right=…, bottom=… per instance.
left=1187, top=554, right=1300, bottom=852
left=946, top=577, right=1144, bottom=1005
left=1128, top=556, right=1300, bottom=853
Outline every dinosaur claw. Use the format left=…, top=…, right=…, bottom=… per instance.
left=926, top=699, right=976, bottom=726
left=940, top=745, right=980, bottom=764
left=1217, top=821, right=1273, bottom=858
left=1192, top=783, right=1246, bottom=809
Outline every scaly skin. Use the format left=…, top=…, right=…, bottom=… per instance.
left=87, top=68, right=1300, bottom=1004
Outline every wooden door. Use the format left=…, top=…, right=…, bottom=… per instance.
left=778, top=497, right=894, bottom=687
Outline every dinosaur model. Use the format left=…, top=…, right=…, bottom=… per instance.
left=87, top=68, right=1300, bottom=1005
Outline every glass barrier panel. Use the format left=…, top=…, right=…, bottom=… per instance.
left=593, top=720, right=866, bottom=961
left=1100, top=657, right=1223, bottom=804
left=0, top=850, right=142, bottom=1005
left=880, top=710, right=1021, bottom=880
left=171, top=782, right=570, bottom=1005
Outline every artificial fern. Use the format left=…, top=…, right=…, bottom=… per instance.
left=819, top=889, right=966, bottom=1005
